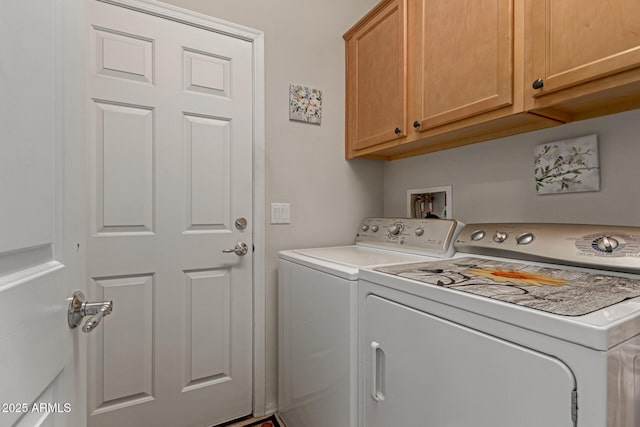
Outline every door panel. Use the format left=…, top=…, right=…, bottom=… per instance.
left=364, top=295, right=576, bottom=427
left=184, top=269, right=232, bottom=388
left=0, top=1, right=86, bottom=427
left=526, top=0, right=640, bottom=96
left=89, top=275, right=155, bottom=415
left=414, top=0, right=513, bottom=130
left=87, top=2, right=253, bottom=426
left=184, top=115, right=231, bottom=230
left=345, top=0, right=407, bottom=151
left=94, top=27, right=154, bottom=84
left=94, top=101, right=154, bottom=233
left=183, top=49, right=230, bottom=97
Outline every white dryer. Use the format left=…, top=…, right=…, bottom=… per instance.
left=359, top=223, right=640, bottom=427
left=277, top=218, right=462, bottom=427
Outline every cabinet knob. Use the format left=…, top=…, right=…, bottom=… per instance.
left=532, top=79, right=544, bottom=90
left=413, top=121, right=421, bottom=129
left=394, top=127, right=401, bottom=135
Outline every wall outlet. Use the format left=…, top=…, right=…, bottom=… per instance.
left=407, top=186, right=452, bottom=219
left=271, top=203, right=290, bottom=224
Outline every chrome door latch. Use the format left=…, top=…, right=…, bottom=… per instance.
left=222, top=242, right=249, bottom=256
left=68, top=291, right=113, bottom=333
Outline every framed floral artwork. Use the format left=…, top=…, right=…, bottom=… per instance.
left=534, top=134, right=600, bottom=194
left=289, top=84, right=322, bottom=124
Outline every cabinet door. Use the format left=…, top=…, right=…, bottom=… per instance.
left=526, top=0, right=640, bottom=104
left=412, top=0, right=513, bottom=131
left=363, top=295, right=576, bottom=427
left=344, top=0, right=407, bottom=154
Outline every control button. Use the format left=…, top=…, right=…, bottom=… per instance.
left=371, top=225, right=379, bottom=232
left=361, top=225, right=369, bottom=232
left=415, top=227, right=424, bottom=236
left=516, top=232, right=534, bottom=245
left=596, top=236, right=619, bottom=253
left=493, top=232, right=508, bottom=243
left=389, top=224, right=403, bottom=236
left=470, top=230, right=485, bottom=241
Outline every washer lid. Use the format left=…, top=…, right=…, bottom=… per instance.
left=293, top=246, right=429, bottom=268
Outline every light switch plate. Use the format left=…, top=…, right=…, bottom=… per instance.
left=271, top=203, right=290, bottom=224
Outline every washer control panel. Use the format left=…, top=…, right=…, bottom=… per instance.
left=455, top=223, right=640, bottom=273
left=356, top=218, right=462, bottom=258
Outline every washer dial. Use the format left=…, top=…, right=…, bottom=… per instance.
left=388, top=222, right=404, bottom=238
left=576, top=233, right=630, bottom=256
left=592, top=236, right=620, bottom=253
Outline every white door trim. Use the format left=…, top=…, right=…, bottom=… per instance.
left=94, top=0, right=267, bottom=416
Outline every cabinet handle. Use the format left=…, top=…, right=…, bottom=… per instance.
left=394, top=127, right=401, bottom=135
left=413, top=120, right=421, bottom=129
left=371, top=341, right=385, bottom=402
left=532, top=79, right=544, bottom=90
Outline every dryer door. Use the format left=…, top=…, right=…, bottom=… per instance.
left=364, top=295, right=577, bottom=427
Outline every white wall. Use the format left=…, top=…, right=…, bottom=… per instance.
left=162, top=0, right=383, bottom=413
left=384, top=108, right=640, bottom=226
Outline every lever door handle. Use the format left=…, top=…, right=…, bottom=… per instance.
left=82, top=303, right=112, bottom=333
left=222, top=242, right=249, bottom=256
left=68, top=291, right=113, bottom=333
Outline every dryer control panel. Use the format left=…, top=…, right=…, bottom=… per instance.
left=455, top=223, right=640, bottom=273
left=356, top=218, right=462, bottom=258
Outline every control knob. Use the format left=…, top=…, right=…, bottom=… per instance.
left=371, top=225, right=379, bottom=232
left=596, top=236, right=619, bottom=253
left=516, top=232, right=534, bottom=245
left=361, top=225, right=369, bottom=232
left=493, top=231, right=508, bottom=243
left=415, top=227, right=424, bottom=236
left=470, top=230, right=485, bottom=241
left=389, top=224, right=403, bottom=236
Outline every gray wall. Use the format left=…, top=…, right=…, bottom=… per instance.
left=384, top=108, right=640, bottom=226
left=162, top=0, right=383, bottom=412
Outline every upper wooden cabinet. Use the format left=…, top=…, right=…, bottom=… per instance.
left=524, top=0, right=640, bottom=121
left=411, top=0, right=513, bottom=131
left=345, top=0, right=560, bottom=159
left=345, top=0, right=640, bottom=160
left=344, top=0, right=407, bottom=153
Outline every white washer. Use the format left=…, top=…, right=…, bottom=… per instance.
left=277, top=218, right=462, bottom=427
left=359, top=223, right=640, bottom=427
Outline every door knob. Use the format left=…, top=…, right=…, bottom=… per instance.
left=235, top=217, right=248, bottom=230
left=222, top=242, right=249, bottom=256
left=532, top=78, right=544, bottom=89
left=68, top=291, right=113, bottom=333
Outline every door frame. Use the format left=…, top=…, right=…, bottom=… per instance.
left=94, top=0, right=267, bottom=416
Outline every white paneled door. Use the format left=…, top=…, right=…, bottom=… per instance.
left=0, top=1, right=87, bottom=427
left=86, top=2, right=254, bottom=426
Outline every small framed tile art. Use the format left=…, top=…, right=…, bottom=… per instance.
left=289, top=84, right=322, bottom=124
left=534, top=134, right=600, bottom=194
